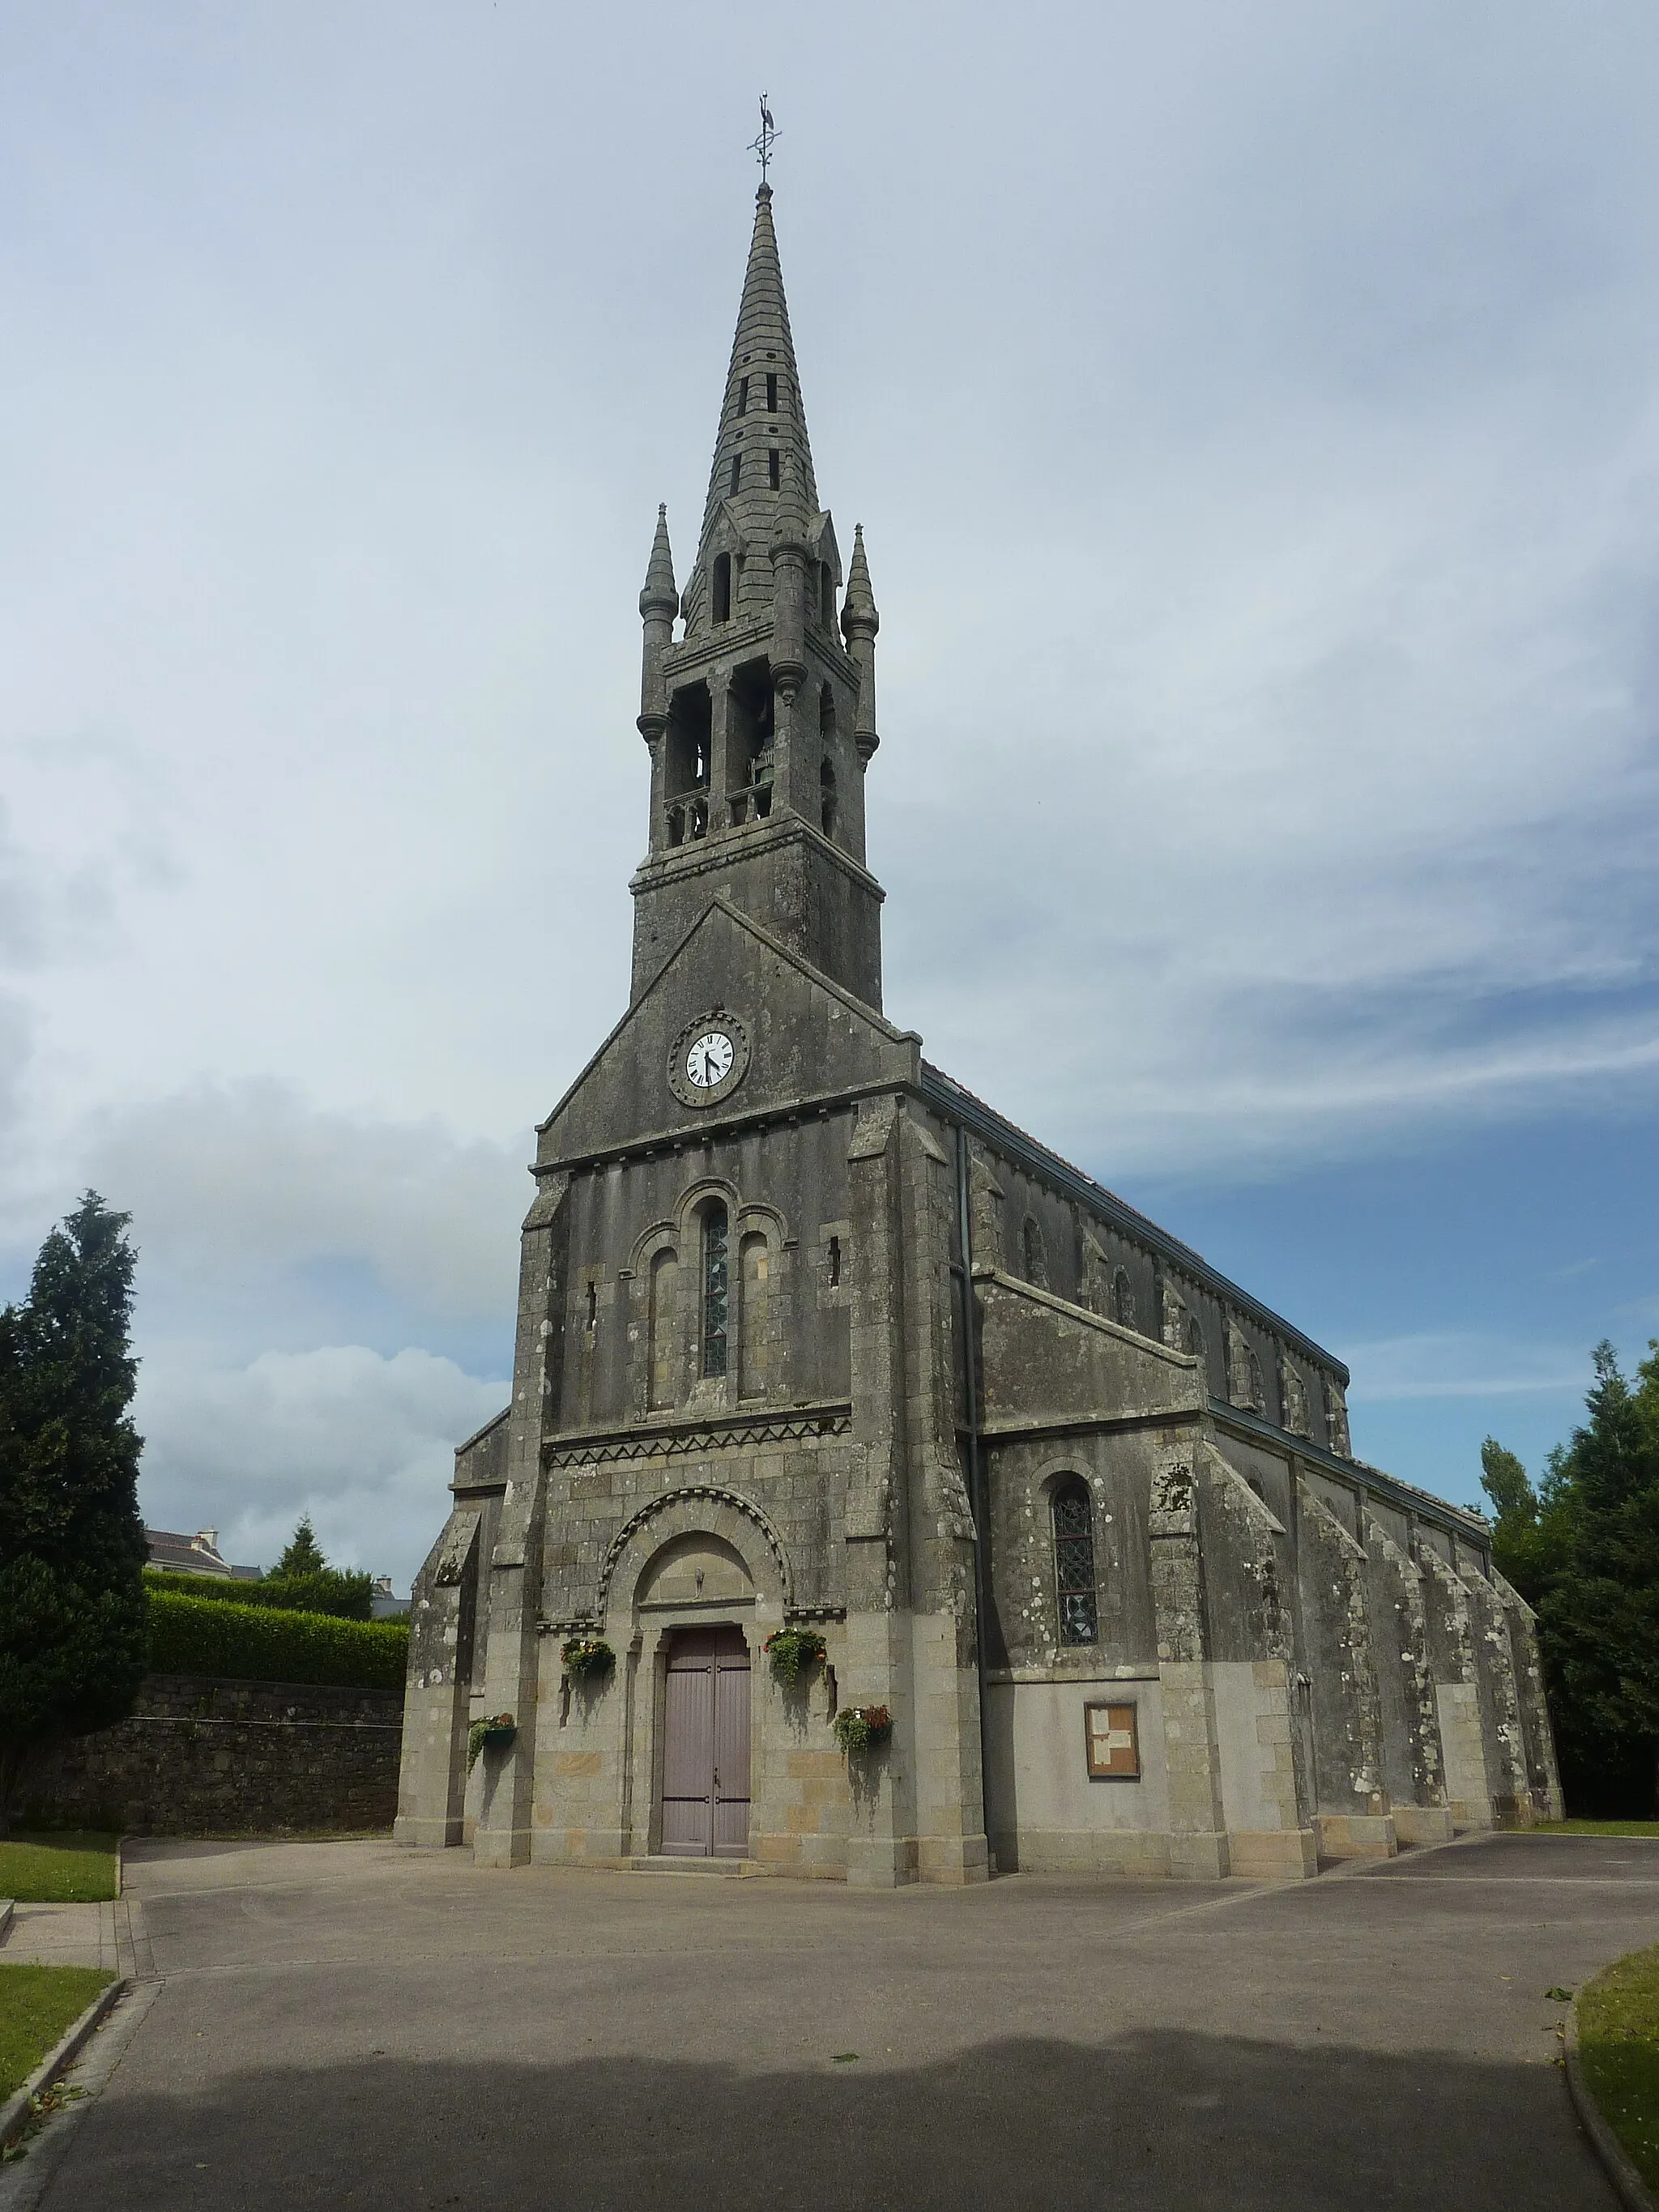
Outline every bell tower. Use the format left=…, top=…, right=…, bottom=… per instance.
left=630, top=183, right=885, bottom=1009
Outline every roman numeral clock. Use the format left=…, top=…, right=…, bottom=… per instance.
left=667, top=1010, right=750, bottom=1110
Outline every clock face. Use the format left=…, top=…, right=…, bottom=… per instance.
left=684, top=1030, right=735, bottom=1089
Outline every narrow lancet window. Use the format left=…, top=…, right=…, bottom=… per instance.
left=1053, top=1479, right=1098, bottom=1645
left=766, top=372, right=778, bottom=411
left=1021, top=1215, right=1048, bottom=1289
left=712, top=552, right=732, bottom=625
left=820, top=757, right=837, bottom=836
left=768, top=449, right=781, bottom=490
left=1111, top=1267, right=1136, bottom=1330
left=729, top=454, right=741, bottom=494
left=702, top=1204, right=729, bottom=1378
left=737, top=376, right=750, bottom=416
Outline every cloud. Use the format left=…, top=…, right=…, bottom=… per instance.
left=134, top=1342, right=507, bottom=1589
left=79, top=1078, right=528, bottom=1346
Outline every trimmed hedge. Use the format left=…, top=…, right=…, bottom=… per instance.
left=146, top=1589, right=408, bottom=1690
left=143, top=1567, right=374, bottom=1621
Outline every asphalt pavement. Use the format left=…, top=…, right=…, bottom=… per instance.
left=14, top=1830, right=1659, bottom=2210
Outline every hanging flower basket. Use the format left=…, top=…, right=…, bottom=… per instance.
left=467, top=1713, right=516, bottom=1769
left=832, top=1704, right=892, bottom=1755
left=561, top=1636, right=615, bottom=1681
left=763, top=1626, right=827, bottom=1686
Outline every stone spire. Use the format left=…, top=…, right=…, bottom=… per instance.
left=636, top=505, right=677, bottom=742
left=628, top=177, right=882, bottom=1013
left=684, top=183, right=821, bottom=639
left=841, top=523, right=880, bottom=761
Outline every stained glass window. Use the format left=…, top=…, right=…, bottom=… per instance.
left=1053, top=1480, right=1098, bottom=1645
left=702, top=1204, right=729, bottom=1378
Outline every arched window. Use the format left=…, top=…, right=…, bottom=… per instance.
left=1281, top=1361, right=1310, bottom=1436
left=1247, top=1346, right=1265, bottom=1413
left=1111, top=1267, right=1136, bottom=1330
left=1021, top=1215, right=1048, bottom=1289
left=712, top=552, right=732, bottom=625
left=1185, top=1313, right=1205, bottom=1363
left=1052, top=1479, right=1098, bottom=1644
left=821, top=566, right=836, bottom=629
left=649, top=1247, right=679, bottom=1409
left=702, top=1204, right=729, bottom=1378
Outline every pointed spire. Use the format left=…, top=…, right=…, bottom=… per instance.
left=685, top=185, right=821, bottom=634
left=638, top=502, right=677, bottom=619
left=842, top=524, right=880, bottom=762
left=841, top=522, right=878, bottom=633
left=636, top=504, right=677, bottom=744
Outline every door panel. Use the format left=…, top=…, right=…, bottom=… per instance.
left=712, top=1643, right=752, bottom=1856
left=659, top=1651, right=714, bottom=1855
left=659, top=1626, right=751, bottom=1860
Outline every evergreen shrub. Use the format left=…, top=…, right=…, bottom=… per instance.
left=146, top=1589, right=407, bottom=1691
left=143, top=1569, right=375, bottom=1622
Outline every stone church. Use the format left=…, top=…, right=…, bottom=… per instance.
left=395, top=181, right=1563, bottom=1884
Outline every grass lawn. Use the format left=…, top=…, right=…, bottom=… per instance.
left=1579, top=1941, right=1659, bottom=2189
left=0, top=1833, right=119, bottom=1903
left=1536, top=1819, right=1659, bottom=1839
left=0, top=1965, right=114, bottom=2102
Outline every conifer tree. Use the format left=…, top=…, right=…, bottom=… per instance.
left=276, top=1515, right=328, bottom=1579
left=1538, top=1342, right=1659, bottom=1814
left=263, top=1513, right=375, bottom=1621
left=0, top=1194, right=149, bottom=1833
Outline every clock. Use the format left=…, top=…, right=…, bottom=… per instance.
left=667, top=1011, right=750, bottom=1108
left=684, top=1029, right=735, bottom=1089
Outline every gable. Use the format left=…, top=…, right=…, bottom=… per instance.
left=538, top=895, right=920, bottom=1166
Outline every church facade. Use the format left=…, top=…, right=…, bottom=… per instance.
left=394, top=183, right=1563, bottom=1885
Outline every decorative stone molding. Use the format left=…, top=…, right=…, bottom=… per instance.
left=545, top=1407, right=851, bottom=1471
left=595, top=1481, right=795, bottom=1615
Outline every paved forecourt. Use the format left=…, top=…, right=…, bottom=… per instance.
left=23, top=1832, right=1659, bottom=2211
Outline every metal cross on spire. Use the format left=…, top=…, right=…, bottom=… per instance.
left=748, top=93, right=778, bottom=183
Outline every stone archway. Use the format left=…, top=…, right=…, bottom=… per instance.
left=602, top=1488, right=788, bottom=1861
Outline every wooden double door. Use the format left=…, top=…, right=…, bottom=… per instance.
left=659, top=1626, right=752, bottom=1858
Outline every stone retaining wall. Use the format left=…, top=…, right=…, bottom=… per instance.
left=18, top=1673, right=404, bottom=1835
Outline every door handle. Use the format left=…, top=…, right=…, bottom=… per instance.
left=713, top=1769, right=720, bottom=1789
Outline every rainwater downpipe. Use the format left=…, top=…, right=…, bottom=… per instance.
left=954, top=1124, right=996, bottom=1869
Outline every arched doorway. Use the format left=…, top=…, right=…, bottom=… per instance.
left=659, top=1626, right=751, bottom=1858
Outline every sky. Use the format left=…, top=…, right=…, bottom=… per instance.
left=2, top=0, right=1657, bottom=1587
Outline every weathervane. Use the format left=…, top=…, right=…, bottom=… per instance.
left=749, top=94, right=778, bottom=184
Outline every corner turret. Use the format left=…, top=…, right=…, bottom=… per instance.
left=840, top=524, right=880, bottom=763
left=637, top=505, right=678, bottom=744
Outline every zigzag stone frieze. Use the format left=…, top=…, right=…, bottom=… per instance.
left=544, top=1409, right=851, bottom=1471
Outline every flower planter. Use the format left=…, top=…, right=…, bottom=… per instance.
left=763, top=1626, right=827, bottom=1686
left=832, top=1703, right=893, bottom=1755
left=467, top=1713, right=517, bottom=1770
left=561, top=1637, right=615, bottom=1682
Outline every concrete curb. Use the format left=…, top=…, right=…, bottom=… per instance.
left=0, top=1901, right=12, bottom=1942
left=0, top=1975, right=128, bottom=2152
left=1565, top=1991, right=1658, bottom=2212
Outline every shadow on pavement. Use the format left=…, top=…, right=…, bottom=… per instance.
left=47, top=2024, right=1610, bottom=2212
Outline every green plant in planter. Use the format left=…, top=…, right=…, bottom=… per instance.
left=832, top=1703, right=892, bottom=1755
left=467, top=1713, right=516, bottom=1770
left=561, top=1636, right=615, bottom=1681
left=763, top=1626, right=827, bottom=1686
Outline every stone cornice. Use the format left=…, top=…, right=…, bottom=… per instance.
left=629, top=809, right=885, bottom=904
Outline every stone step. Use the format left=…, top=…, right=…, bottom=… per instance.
left=629, top=1856, right=757, bottom=1877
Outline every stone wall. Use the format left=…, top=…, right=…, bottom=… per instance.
left=18, top=1673, right=404, bottom=1836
